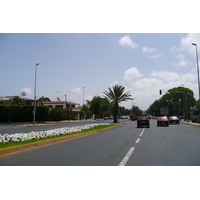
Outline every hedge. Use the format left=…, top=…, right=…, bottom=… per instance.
left=0, top=105, right=49, bottom=123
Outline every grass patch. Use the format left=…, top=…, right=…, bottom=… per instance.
left=0, top=124, right=116, bottom=149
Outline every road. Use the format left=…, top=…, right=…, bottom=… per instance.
left=0, top=119, right=200, bottom=166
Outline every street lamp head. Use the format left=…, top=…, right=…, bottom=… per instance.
left=192, top=43, right=197, bottom=46
left=36, top=63, right=39, bottom=66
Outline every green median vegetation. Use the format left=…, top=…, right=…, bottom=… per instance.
left=0, top=124, right=116, bottom=150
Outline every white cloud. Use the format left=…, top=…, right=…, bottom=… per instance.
left=180, top=33, right=200, bottom=56
left=149, top=54, right=161, bottom=59
left=85, top=95, right=93, bottom=101
left=142, top=47, right=157, bottom=53
left=173, top=54, right=192, bottom=67
left=142, top=46, right=162, bottom=59
left=21, top=87, right=32, bottom=96
left=132, top=78, right=163, bottom=91
left=170, top=33, right=200, bottom=56
left=123, top=67, right=143, bottom=81
left=181, top=73, right=196, bottom=82
left=72, top=87, right=81, bottom=95
left=151, top=70, right=180, bottom=82
left=177, top=54, right=185, bottom=59
left=118, top=35, right=138, bottom=49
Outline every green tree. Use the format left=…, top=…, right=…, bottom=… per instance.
left=168, top=86, right=195, bottom=109
left=119, top=106, right=131, bottom=116
left=146, top=100, right=160, bottom=116
left=132, top=105, right=142, bottom=116
left=172, top=102, right=182, bottom=116
left=81, top=104, right=92, bottom=120
left=37, top=96, right=51, bottom=102
left=86, top=96, right=104, bottom=119
left=103, top=85, right=133, bottom=123
left=87, top=96, right=110, bottom=118
left=147, top=86, right=196, bottom=116
left=11, top=96, right=22, bottom=105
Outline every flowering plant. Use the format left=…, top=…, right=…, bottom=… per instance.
left=0, top=123, right=109, bottom=144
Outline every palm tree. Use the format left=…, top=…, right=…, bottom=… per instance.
left=103, top=85, right=133, bottom=123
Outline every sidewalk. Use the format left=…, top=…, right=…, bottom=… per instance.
left=180, top=120, right=200, bottom=127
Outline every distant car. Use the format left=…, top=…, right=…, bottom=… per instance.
left=137, top=116, right=150, bottom=128
left=169, top=116, right=180, bottom=124
left=157, top=116, right=169, bottom=126
left=130, top=116, right=138, bottom=121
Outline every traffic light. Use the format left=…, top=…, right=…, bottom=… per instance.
left=159, top=90, right=162, bottom=95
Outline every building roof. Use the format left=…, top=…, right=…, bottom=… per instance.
left=0, top=96, right=33, bottom=101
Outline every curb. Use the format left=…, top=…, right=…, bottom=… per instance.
left=180, top=121, right=200, bottom=127
left=0, top=123, right=124, bottom=156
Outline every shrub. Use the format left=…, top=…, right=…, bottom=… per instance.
left=48, top=107, right=67, bottom=121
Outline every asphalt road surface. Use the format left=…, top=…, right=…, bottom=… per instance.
left=0, top=119, right=200, bottom=166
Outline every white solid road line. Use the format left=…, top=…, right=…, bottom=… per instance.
left=118, top=147, right=135, bottom=166
left=139, top=128, right=145, bottom=137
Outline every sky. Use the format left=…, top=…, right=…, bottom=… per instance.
left=1, top=33, right=200, bottom=110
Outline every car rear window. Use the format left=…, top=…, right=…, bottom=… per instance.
left=138, top=116, right=148, bottom=120
left=170, top=116, right=178, bottom=119
left=158, top=117, right=168, bottom=120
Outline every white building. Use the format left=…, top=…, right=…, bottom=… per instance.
left=42, top=101, right=81, bottom=112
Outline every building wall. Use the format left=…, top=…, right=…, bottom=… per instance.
left=43, top=102, right=81, bottom=112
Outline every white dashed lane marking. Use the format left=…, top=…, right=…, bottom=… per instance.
left=119, top=128, right=145, bottom=166
left=118, top=147, right=135, bottom=166
left=135, top=138, right=140, bottom=143
left=118, top=128, right=146, bottom=166
left=139, top=128, right=145, bottom=137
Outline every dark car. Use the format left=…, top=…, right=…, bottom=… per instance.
left=130, top=116, right=138, bottom=121
left=137, top=116, right=150, bottom=128
left=157, top=116, right=169, bottom=126
left=169, top=116, right=180, bottom=124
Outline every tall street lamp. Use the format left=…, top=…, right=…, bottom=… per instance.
left=192, top=43, right=200, bottom=101
left=33, top=63, right=39, bottom=125
left=83, top=86, right=85, bottom=106
left=83, top=86, right=85, bottom=120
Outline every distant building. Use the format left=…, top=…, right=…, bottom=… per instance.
left=0, top=97, right=82, bottom=112
left=0, top=96, right=34, bottom=105
left=42, top=101, right=81, bottom=112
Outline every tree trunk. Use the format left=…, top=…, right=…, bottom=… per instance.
left=113, top=102, right=119, bottom=123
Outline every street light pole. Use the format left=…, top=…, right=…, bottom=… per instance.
left=192, top=43, right=200, bottom=101
left=33, top=63, right=39, bottom=125
left=83, top=86, right=85, bottom=106
left=83, top=86, right=85, bottom=120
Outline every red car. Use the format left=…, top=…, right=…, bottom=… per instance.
left=157, top=116, right=169, bottom=126
left=137, top=116, right=150, bottom=128
left=169, top=116, right=180, bottom=125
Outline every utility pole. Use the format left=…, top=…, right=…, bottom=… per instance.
left=33, top=63, right=39, bottom=126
